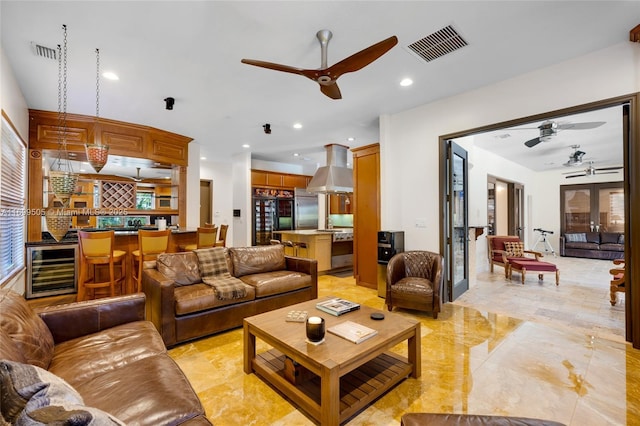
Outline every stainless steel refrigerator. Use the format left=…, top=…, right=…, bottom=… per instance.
left=294, top=188, right=319, bottom=230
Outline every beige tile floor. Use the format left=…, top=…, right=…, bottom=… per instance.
left=169, top=256, right=639, bottom=425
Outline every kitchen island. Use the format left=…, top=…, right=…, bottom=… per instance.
left=273, top=229, right=353, bottom=273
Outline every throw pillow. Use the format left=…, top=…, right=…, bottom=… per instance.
left=565, top=233, right=587, bottom=243
left=503, top=241, right=524, bottom=257
left=195, top=247, right=231, bottom=279
left=0, top=360, right=124, bottom=426
left=157, top=252, right=202, bottom=286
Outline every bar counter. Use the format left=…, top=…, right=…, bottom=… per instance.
left=28, top=228, right=197, bottom=296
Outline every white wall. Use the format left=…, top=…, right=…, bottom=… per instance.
left=231, top=152, right=252, bottom=247
left=199, top=159, right=234, bottom=244
left=0, top=47, right=29, bottom=294
left=381, top=42, right=639, bottom=254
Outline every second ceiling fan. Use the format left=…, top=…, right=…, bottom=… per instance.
left=241, top=30, right=398, bottom=100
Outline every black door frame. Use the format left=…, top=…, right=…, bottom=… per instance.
left=439, top=93, right=639, bottom=348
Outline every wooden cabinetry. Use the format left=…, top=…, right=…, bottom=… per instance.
left=329, top=194, right=352, bottom=214
left=27, top=110, right=191, bottom=241
left=251, top=169, right=310, bottom=190
left=352, top=144, right=380, bottom=289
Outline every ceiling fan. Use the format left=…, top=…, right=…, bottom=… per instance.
left=522, top=120, right=606, bottom=148
left=563, top=161, right=622, bottom=179
left=119, top=167, right=145, bottom=183
left=563, top=145, right=586, bottom=167
left=241, top=30, right=398, bottom=100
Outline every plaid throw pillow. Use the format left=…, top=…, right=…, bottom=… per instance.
left=503, top=241, right=524, bottom=257
left=194, top=247, right=230, bottom=279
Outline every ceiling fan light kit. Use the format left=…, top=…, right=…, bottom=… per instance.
left=241, top=30, right=398, bottom=99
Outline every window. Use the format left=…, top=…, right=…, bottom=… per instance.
left=0, top=115, right=27, bottom=284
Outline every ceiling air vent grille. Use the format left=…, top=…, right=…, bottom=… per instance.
left=407, top=25, right=467, bottom=63
left=30, top=42, right=57, bottom=60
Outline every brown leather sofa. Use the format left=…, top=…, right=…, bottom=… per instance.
left=0, top=289, right=211, bottom=425
left=401, top=413, right=565, bottom=425
left=143, top=244, right=318, bottom=347
left=560, top=231, right=624, bottom=260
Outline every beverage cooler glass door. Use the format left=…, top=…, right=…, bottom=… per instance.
left=276, top=199, right=294, bottom=231
left=253, top=198, right=276, bottom=245
left=26, top=244, right=78, bottom=298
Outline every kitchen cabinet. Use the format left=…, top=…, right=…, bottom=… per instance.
left=276, top=231, right=332, bottom=272
left=352, top=143, right=380, bottom=289
left=251, top=169, right=312, bottom=190
left=329, top=193, right=352, bottom=214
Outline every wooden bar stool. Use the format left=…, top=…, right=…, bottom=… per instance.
left=77, top=230, right=126, bottom=301
left=179, top=226, right=217, bottom=251
left=215, top=224, right=229, bottom=247
left=132, top=229, right=171, bottom=292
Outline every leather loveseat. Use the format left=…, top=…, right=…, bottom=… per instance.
left=560, top=231, right=624, bottom=260
left=143, top=244, right=318, bottom=347
left=0, top=289, right=211, bottom=425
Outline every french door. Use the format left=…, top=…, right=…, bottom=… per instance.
left=445, top=140, right=469, bottom=301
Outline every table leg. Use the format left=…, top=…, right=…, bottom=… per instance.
left=521, top=267, right=526, bottom=284
left=243, top=322, right=256, bottom=374
left=556, top=269, right=560, bottom=286
left=408, top=322, right=421, bottom=378
left=320, top=364, right=340, bottom=426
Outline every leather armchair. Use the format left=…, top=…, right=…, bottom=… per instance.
left=385, top=250, right=443, bottom=319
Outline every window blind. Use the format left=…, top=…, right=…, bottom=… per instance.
left=0, top=116, right=27, bottom=283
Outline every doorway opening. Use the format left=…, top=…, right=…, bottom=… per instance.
left=487, top=176, right=524, bottom=241
left=200, top=180, right=213, bottom=228
left=440, top=94, right=637, bottom=347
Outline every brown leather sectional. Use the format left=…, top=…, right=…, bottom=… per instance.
left=0, top=289, right=211, bottom=425
left=142, top=244, right=318, bottom=347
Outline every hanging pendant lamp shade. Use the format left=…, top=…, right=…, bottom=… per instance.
left=85, top=48, right=109, bottom=173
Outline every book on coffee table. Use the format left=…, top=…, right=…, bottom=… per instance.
left=316, top=298, right=360, bottom=316
left=327, top=320, right=378, bottom=344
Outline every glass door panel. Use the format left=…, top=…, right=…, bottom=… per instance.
left=447, top=140, right=469, bottom=301
left=563, top=189, right=591, bottom=232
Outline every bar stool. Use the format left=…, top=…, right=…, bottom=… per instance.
left=179, top=226, right=217, bottom=251
left=77, top=230, right=126, bottom=302
left=131, top=229, right=171, bottom=292
left=215, top=224, right=229, bottom=247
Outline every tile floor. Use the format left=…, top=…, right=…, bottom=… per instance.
left=169, top=256, right=640, bottom=426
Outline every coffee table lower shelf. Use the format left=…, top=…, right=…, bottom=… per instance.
left=252, top=349, right=413, bottom=424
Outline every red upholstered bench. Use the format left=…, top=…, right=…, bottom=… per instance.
left=508, top=259, right=559, bottom=285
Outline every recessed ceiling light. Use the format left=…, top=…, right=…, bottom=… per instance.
left=293, top=123, right=302, bottom=129
left=242, top=144, right=250, bottom=149
left=293, top=153, right=300, bottom=157
left=400, top=78, right=413, bottom=87
left=200, top=156, right=207, bottom=160
left=102, top=72, right=119, bottom=81
left=347, top=137, right=355, bottom=142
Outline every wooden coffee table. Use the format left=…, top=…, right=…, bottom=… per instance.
left=243, top=297, right=421, bottom=426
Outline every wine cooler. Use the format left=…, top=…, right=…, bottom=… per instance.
left=26, top=243, right=78, bottom=299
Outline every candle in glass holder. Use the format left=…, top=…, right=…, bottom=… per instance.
left=306, top=316, right=325, bottom=342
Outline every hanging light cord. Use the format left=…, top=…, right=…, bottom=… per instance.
left=53, top=24, right=71, bottom=172
left=95, top=48, right=100, bottom=119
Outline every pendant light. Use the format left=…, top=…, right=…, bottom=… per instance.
left=85, top=48, right=109, bottom=172
left=47, top=24, right=77, bottom=241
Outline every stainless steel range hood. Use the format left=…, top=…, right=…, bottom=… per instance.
left=306, top=144, right=353, bottom=193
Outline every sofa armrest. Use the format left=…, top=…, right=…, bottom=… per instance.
left=285, top=256, right=318, bottom=299
left=35, top=293, right=146, bottom=344
left=559, top=236, right=566, bottom=256
left=142, top=268, right=179, bottom=346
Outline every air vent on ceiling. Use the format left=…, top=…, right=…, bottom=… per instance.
left=407, top=25, right=467, bottom=63
left=30, top=42, right=57, bottom=60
